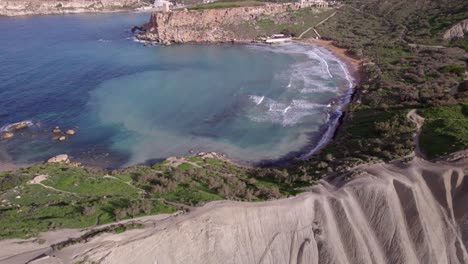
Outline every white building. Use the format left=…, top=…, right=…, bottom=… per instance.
left=154, top=0, right=172, bottom=9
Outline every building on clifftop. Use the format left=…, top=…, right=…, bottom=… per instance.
left=298, top=0, right=329, bottom=8
left=154, top=0, right=172, bottom=11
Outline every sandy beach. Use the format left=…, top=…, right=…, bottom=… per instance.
left=298, top=38, right=363, bottom=84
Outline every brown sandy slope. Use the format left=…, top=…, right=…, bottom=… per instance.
left=1, top=153, right=467, bottom=264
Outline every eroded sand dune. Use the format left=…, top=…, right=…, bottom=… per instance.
left=2, top=155, right=467, bottom=264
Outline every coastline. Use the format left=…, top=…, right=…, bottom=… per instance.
left=0, top=38, right=363, bottom=171
left=0, top=161, right=31, bottom=172
left=298, top=38, right=362, bottom=82
left=294, top=38, right=363, bottom=159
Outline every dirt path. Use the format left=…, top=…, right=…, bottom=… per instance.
left=407, top=109, right=427, bottom=159
left=36, top=183, right=77, bottom=195
left=299, top=10, right=338, bottom=39
left=103, top=175, right=145, bottom=193
left=408, top=43, right=446, bottom=49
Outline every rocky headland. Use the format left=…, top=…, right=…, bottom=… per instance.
left=136, top=4, right=325, bottom=44
left=0, top=0, right=149, bottom=16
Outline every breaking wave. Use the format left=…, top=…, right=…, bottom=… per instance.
left=247, top=43, right=355, bottom=156
left=248, top=96, right=328, bottom=126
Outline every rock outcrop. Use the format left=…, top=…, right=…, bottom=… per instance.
left=443, top=19, right=468, bottom=40
left=2, top=155, right=467, bottom=264
left=0, top=0, right=146, bottom=16
left=47, top=154, right=69, bottom=163
left=137, top=4, right=306, bottom=43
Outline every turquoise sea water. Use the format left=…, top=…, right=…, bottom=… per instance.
left=0, top=12, right=353, bottom=167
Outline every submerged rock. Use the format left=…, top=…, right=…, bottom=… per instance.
left=2, top=121, right=32, bottom=132
left=47, top=154, right=70, bottom=163
left=58, top=136, right=66, bottom=142
left=65, top=129, right=76, bottom=135
left=1, top=132, right=14, bottom=139
left=53, top=127, right=61, bottom=134
left=9, top=122, right=29, bottom=131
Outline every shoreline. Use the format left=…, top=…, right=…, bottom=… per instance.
left=297, top=38, right=363, bottom=82
left=0, top=161, right=31, bottom=172
left=0, top=38, right=362, bottom=172
left=295, top=38, right=363, bottom=159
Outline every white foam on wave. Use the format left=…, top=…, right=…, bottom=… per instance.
left=309, top=51, right=333, bottom=78
left=291, top=100, right=326, bottom=110
left=249, top=95, right=265, bottom=105
left=247, top=43, right=356, bottom=155
left=98, top=39, right=112, bottom=43
left=131, top=36, right=151, bottom=44
left=248, top=96, right=328, bottom=126
left=0, top=120, right=33, bottom=132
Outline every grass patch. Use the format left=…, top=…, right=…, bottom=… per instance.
left=419, top=103, right=468, bottom=159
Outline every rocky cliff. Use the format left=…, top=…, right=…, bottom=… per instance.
left=2, top=154, right=467, bottom=264
left=443, top=19, right=468, bottom=40
left=0, top=0, right=147, bottom=16
left=137, top=4, right=307, bottom=44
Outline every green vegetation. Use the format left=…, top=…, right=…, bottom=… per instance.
left=222, top=7, right=335, bottom=39
left=290, top=109, right=416, bottom=177
left=0, top=157, right=291, bottom=239
left=188, top=1, right=264, bottom=10
left=419, top=103, right=468, bottom=158
left=310, top=0, right=467, bottom=163
left=1, top=0, right=467, bottom=240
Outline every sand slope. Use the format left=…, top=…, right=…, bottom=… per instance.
left=1, top=155, right=467, bottom=264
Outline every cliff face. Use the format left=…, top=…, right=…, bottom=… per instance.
left=3, top=155, right=467, bottom=264
left=0, top=0, right=145, bottom=16
left=138, top=4, right=302, bottom=43
left=444, top=19, right=468, bottom=40
left=74, top=158, right=468, bottom=264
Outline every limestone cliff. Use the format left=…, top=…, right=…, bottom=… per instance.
left=0, top=0, right=147, bottom=16
left=2, top=154, right=467, bottom=264
left=137, top=4, right=307, bottom=44
left=443, top=19, right=468, bottom=40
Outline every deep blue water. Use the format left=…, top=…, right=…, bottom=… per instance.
left=0, top=12, right=352, bottom=167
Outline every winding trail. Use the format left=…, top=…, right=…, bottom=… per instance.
left=29, top=176, right=78, bottom=195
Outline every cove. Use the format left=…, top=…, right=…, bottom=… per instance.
left=0, top=12, right=353, bottom=168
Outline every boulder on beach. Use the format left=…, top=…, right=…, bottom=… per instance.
left=65, top=129, right=76, bottom=135
left=1, top=132, right=14, bottom=140
left=47, top=154, right=70, bottom=163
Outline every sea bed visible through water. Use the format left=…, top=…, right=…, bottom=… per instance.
left=0, top=12, right=354, bottom=168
